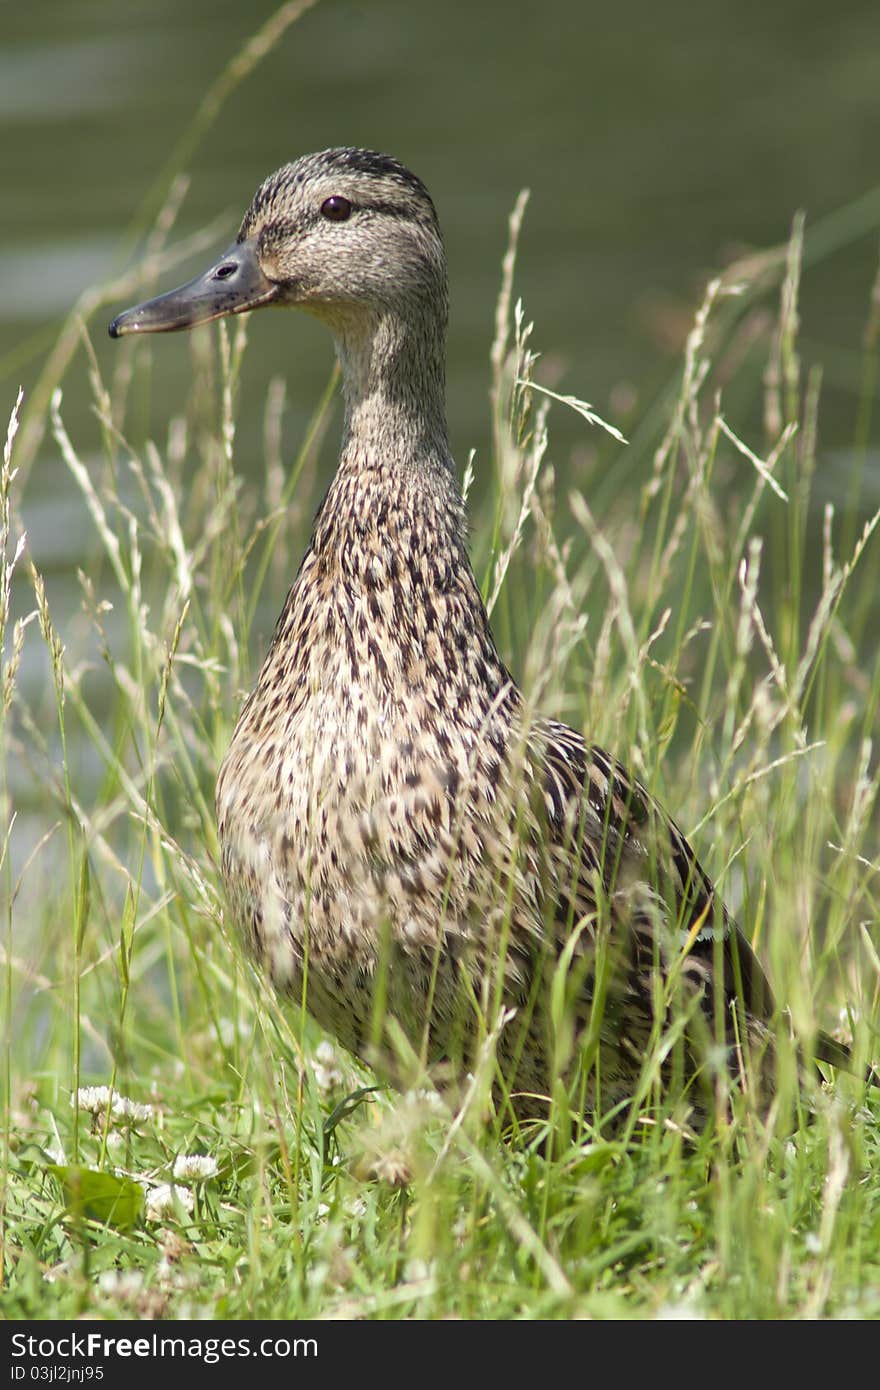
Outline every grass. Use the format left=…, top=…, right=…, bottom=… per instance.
left=2, top=32, right=880, bottom=1327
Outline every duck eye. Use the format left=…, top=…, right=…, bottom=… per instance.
left=321, top=195, right=352, bottom=222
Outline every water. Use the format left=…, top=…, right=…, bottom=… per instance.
left=3, top=1, right=878, bottom=462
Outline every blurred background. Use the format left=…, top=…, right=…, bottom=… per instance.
left=3, top=0, right=879, bottom=512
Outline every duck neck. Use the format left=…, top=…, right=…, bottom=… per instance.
left=275, top=299, right=513, bottom=721
left=331, top=299, right=451, bottom=473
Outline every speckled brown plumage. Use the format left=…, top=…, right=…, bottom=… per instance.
left=113, top=149, right=790, bottom=1125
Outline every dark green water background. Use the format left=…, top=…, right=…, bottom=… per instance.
left=2, top=0, right=879, bottom=593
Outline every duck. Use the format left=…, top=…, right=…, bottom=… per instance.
left=109, top=147, right=854, bottom=1128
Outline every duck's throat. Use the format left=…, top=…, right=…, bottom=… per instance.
left=333, top=304, right=450, bottom=468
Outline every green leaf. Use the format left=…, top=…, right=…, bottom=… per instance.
left=75, top=849, right=91, bottom=953
left=322, top=1085, right=381, bottom=1142
left=118, top=884, right=136, bottom=987
left=48, top=1164, right=144, bottom=1230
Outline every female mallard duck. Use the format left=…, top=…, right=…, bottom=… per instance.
left=109, top=148, right=849, bottom=1125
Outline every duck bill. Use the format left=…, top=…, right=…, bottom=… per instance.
left=108, top=238, right=280, bottom=338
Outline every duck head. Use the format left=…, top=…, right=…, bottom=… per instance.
left=108, top=148, right=447, bottom=341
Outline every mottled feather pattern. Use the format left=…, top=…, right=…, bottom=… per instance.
left=215, top=143, right=774, bottom=1116
left=116, top=148, right=796, bottom=1123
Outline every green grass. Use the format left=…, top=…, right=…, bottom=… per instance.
left=2, top=28, right=880, bottom=1323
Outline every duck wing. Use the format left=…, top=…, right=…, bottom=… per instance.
left=531, top=718, right=774, bottom=1068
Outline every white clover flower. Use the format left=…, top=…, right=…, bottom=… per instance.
left=313, top=1040, right=346, bottom=1093
left=403, top=1087, right=443, bottom=1111
left=98, top=1270, right=145, bottom=1301
left=73, top=1087, right=153, bottom=1123
left=73, top=1086, right=115, bottom=1114
left=172, top=1153, right=219, bottom=1182
left=145, top=1183, right=195, bottom=1221
left=367, top=1149, right=411, bottom=1187
left=113, top=1096, right=154, bottom=1122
